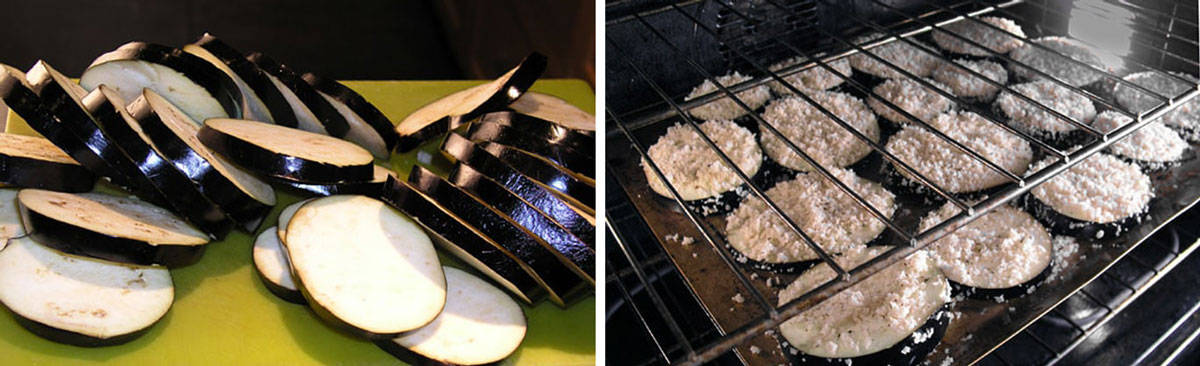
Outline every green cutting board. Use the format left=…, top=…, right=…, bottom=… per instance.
left=0, top=79, right=596, bottom=365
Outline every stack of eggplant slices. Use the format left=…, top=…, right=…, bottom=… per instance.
left=0, top=33, right=594, bottom=364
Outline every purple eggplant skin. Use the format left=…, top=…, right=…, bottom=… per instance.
left=442, top=132, right=593, bottom=214
left=406, top=167, right=591, bottom=307
left=478, top=111, right=593, bottom=153
left=192, top=33, right=297, bottom=125
left=19, top=201, right=206, bottom=268
left=447, top=162, right=594, bottom=267
left=394, top=52, right=547, bottom=152
left=196, top=121, right=373, bottom=184
left=466, top=121, right=594, bottom=179
left=5, top=306, right=156, bottom=347
left=87, top=42, right=243, bottom=119
left=380, top=177, right=547, bottom=305
left=13, top=62, right=158, bottom=198
left=83, top=87, right=234, bottom=239
left=0, top=148, right=95, bottom=193
left=263, top=174, right=386, bottom=198
left=245, top=52, right=349, bottom=137
left=1022, top=193, right=1147, bottom=240
left=127, top=92, right=274, bottom=233
left=302, top=72, right=399, bottom=151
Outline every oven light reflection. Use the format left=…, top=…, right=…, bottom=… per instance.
left=1068, top=0, right=1137, bottom=70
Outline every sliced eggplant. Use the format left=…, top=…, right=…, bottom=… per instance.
left=17, top=189, right=210, bottom=267
left=443, top=133, right=593, bottom=215
left=275, top=198, right=312, bottom=244
left=395, top=53, right=547, bottom=152
left=129, top=89, right=277, bottom=232
left=410, top=166, right=595, bottom=289
left=450, top=162, right=594, bottom=248
left=79, top=41, right=242, bottom=122
left=381, top=177, right=546, bottom=304
left=481, top=139, right=594, bottom=193
left=21, top=61, right=161, bottom=198
left=83, top=86, right=234, bottom=238
left=403, top=169, right=589, bottom=306
left=479, top=111, right=593, bottom=153
left=243, top=56, right=325, bottom=133
left=198, top=118, right=374, bottom=183
left=0, top=132, right=95, bottom=192
left=508, top=91, right=595, bottom=133
left=466, top=121, right=594, bottom=179
left=0, top=189, right=24, bottom=246
left=376, top=267, right=526, bottom=365
left=285, top=195, right=445, bottom=338
left=303, top=73, right=399, bottom=153
left=245, top=53, right=347, bottom=136
left=0, top=237, right=173, bottom=347
left=252, top=228, right=305, bottom=304
left=267, top=164, right=392, bottom=198
left=184, top=34, right=287, bottom=124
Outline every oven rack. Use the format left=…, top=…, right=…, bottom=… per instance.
left=605, top=0, right=1200, bottom=364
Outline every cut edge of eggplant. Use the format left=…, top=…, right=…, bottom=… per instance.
left=507, top=91, right=595, bottom=133
left=443, top=133, right=593, bottom=215
left=466, top=121, right=594, bottom=179
left=80, top=41, right=243, bottom=121
left=198, top=118, right=374, bottom=183
left=252, top=228, right=306, bottom=304
left=394, top=52, right=547, bottom=152
left=303, top=73, right=399, bottom=151
left=245, top=52, right=349, bottom=137
left=0, top=132, right=96, bottom=193
left=189, top=33, right=297, bottom=125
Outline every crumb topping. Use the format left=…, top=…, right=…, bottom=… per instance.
left=1091, top=111, right=1186, bottom=163
left=760, top=91, right=880, bottom=172
left=849, top=34, right=943, bottom=79
left=932, top=16, right=1026, bottom=56
left=767, top=57, right=852, bottom=94
left=1112, top=71, right=1200, bottom=132
left=920, top=204, right=1052, bottom=289
left=933, top=59, right=1008, bottom=100
left=643, top=120, right=762, bottom=201
left=1008, top=36, right=1108, bottom=87
left=1029, top=154, right=1152, bottom=223
left=886, top=111, right=1032, bottom=193
left=685, top=72, right=771, bottom=121
left=867, top=78, right=954, bottom=125
left=996, top=80, right=1096, bottom=134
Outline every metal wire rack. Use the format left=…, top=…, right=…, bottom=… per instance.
left=605, top=0, right=1200, bottom=364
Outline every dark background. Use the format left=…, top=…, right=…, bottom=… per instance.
left=0, top=0, right=594, bottom=84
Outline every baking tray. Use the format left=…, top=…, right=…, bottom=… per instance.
left=607, top=116, right=1200, bottom=364
left=0, top=79, right=596, bottom=365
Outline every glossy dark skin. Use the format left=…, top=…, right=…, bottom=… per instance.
left=303, top=72, right=399, bottom=150
left=20, top=201, right=206, bottom=267
left=481, top=111, right=593, bottom=153
left=88, top=42, right=243, bottom=119
left=443, top=133, right=593, bottom=218
left=466, top=121, right=594, bottom=179
left=479, top=140, right=595, bottom=208
left=193, top=34, right=297, bottom=126
left=0, top=148, right=95, bottom=193
left=197, top=121, right=374, bottom=184
left=246, top=52, right=349, bottom=137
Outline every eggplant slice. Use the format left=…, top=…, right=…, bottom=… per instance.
left=466, top=121, right=594, bottom=179
left=245, top=53, right=347, bottom=136
left=285, top=195, right=446, bottom=339
left=443, top=133, right=594, bottom=215
left=187, top=33, right=296, bottom=125
left=0, top=132, right=95, bottom=192
left=0, top=189, right=24, bottom=246
left=0, top=237, right=174, bottom=347
left=84, top=86, right=235, bottom=238
left=450, top=162, right=594, bottom=248
left=381, top=178, right=546, bottom=304
left=402, top=169, right=591, bottom=306
left=303, top=73, right=399, bottom=153
left=482, top=139, right=594, bottom=194
left=376, top=267, right=526, bottom=365
left=507, top=91, right=595, bottom=133
left=268, top=164, right=393, bottom=198
left=21, top=61, right=163, bottom=198
left=198, top=118, right=374, bottom=183
left=18, top=189, right=209, bottom=267
left=395, top=53, right=547, bottom=152
left=275, top=198, right=312, bottom=244
left=79, top=42, right=242, bottom=123
left=479, top=111, right=593, bottom=153
left=252, top=228, right=305, bottom=304
left=129, top=89, right=277, bottom=232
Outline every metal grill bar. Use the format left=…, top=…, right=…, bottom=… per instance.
left=605, top=0, right=1200, bottom=364
left=607, top=259, right=672, bottom=363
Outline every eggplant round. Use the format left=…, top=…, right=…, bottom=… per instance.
left=395, top=52, right=547, bottom=152
left=0, top=237, right=174, bottom=347
left=478, top=111, right=593, bottom=153
left=83, top=85, right=235, bottom=238
left=376, top=267, right=526, bottom=365
left=197, top=118, right=374, bottom=183
left=252, top=228, right=305, bottom=304
left=267, top=164, right=393, bottom=198
left=17, top=189, right=211, bottom=267
left=481, top=140, right=593, bottom=186
left=20, top=61, right=160, bottom=197
left=79, top=41, right=242, bottom=122
left=187, top=33, right=296, bottom=124
left=466, top=121, right=594, bottom=179
left=777, top=247, right=950, bottom=365
left=443, top=133, right=593, bottom=215
left=303, top=73, right=399, bottom=152
left=920, top=203, right=1053, bottom=300
left=507, top=91, right=595, bottom=133
left=275, top=198, right=312, bottom=244
left=406, top=167, right=591, bottom=306
left=381, top=177, right=546, bottom=304
left=0, top=189, right=24, bottom=246
left=245, top=52, right=348, bottom=137
left=285, top=195, right=446, bottom=339
left=447, top=162, right=595, bottom=267
left=450, top=158, right=594, bottom=246
left=0, top=132, right=95, bottom=192
left=129, top=89, right=277, bottom=232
